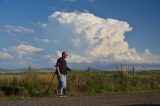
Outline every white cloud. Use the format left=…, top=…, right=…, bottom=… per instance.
left=43, top=51, right=65, bottom=65
left=60, top=0, right=94, bottom=2
left=144, top=49, right=151, bottom=54
left=43, top=54, right=57, bottom=65
left=52, top=39, right=59, bottom=44
left=72, top=38, right=80, bottom=48
left=16, top=44, right=44, bottom=57
left=34, top=38, right=59, bottom=44
left=3, top=25, right=34, bottom=33
left=37, top=22, right=48, bottom=28
left=43, top=39, right=50, bottom=43
left=42, top=11, right=160, bottom=64
left=44, top=50, right=89, bottom=64
left=56, top=50, right=62, bottom=57
left=0, top=51, right=13, bottom=59
left=60, top=0, right=77, bottom=2
left=0, top=45, right=44, bottom=68
left=88, top=0, right=94, bottom=2
left=68, top=53, right=89, bottom=63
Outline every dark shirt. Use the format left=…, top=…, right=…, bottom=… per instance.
left=56, top=57, right=68, bottom=74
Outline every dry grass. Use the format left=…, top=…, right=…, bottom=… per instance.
left=0, top=70, right=160, bottom=98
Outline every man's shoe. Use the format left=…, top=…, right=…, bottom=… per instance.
left=55, top=90, right=59, bottom=96
left=58, top=94, right=66, bottom=97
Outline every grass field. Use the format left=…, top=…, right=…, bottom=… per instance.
left=0, top=70, right=160, bottom=98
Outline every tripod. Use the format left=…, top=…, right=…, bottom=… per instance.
left=46, top=72, right=56, bottom=95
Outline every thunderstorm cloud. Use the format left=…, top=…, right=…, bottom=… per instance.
left=42, top=11, right=160, bottom=64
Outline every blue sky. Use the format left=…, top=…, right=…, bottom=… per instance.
left=0, top=0, right=160, bottom=69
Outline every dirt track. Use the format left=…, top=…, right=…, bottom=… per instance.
left=0, top=93, right=160, bottom=106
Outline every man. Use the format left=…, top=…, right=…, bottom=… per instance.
left=55, top=51, right=71, bottom=97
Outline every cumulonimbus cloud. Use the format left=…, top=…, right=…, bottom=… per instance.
left=42, top=11, right=160, bottom=64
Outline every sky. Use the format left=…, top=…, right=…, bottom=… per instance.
left=0, top=0, right=160, bottom=69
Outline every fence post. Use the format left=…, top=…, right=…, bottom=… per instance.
left=132, top=66, right=135, bottom=78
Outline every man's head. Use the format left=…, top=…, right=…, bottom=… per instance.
left=62, top=51, right=68, bottom=59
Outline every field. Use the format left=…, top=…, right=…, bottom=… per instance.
left=0, top=70, right=160, bottom=98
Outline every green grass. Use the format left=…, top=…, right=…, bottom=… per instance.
left=0, top=70, right=160, bottom=98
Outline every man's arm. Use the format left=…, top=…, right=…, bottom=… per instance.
left=56, top=66, right=61, bottom=76
left=56, top=59, right=61, bottom=76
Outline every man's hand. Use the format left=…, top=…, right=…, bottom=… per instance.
left=67, top=67, right=71, bottom=72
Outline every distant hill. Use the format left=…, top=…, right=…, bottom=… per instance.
left=0, top=67, right=55, bottom=73
left=0, top=63, right=160, bottom=73
left=0, top=68, right=6, bottom=72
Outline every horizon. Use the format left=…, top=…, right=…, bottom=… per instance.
left=1, top=63, right=160, bottom=71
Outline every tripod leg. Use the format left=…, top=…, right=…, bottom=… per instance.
left=46, top=73, right=55, bottom=95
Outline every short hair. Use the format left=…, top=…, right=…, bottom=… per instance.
left=62, top=51, right=67, bottom=56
